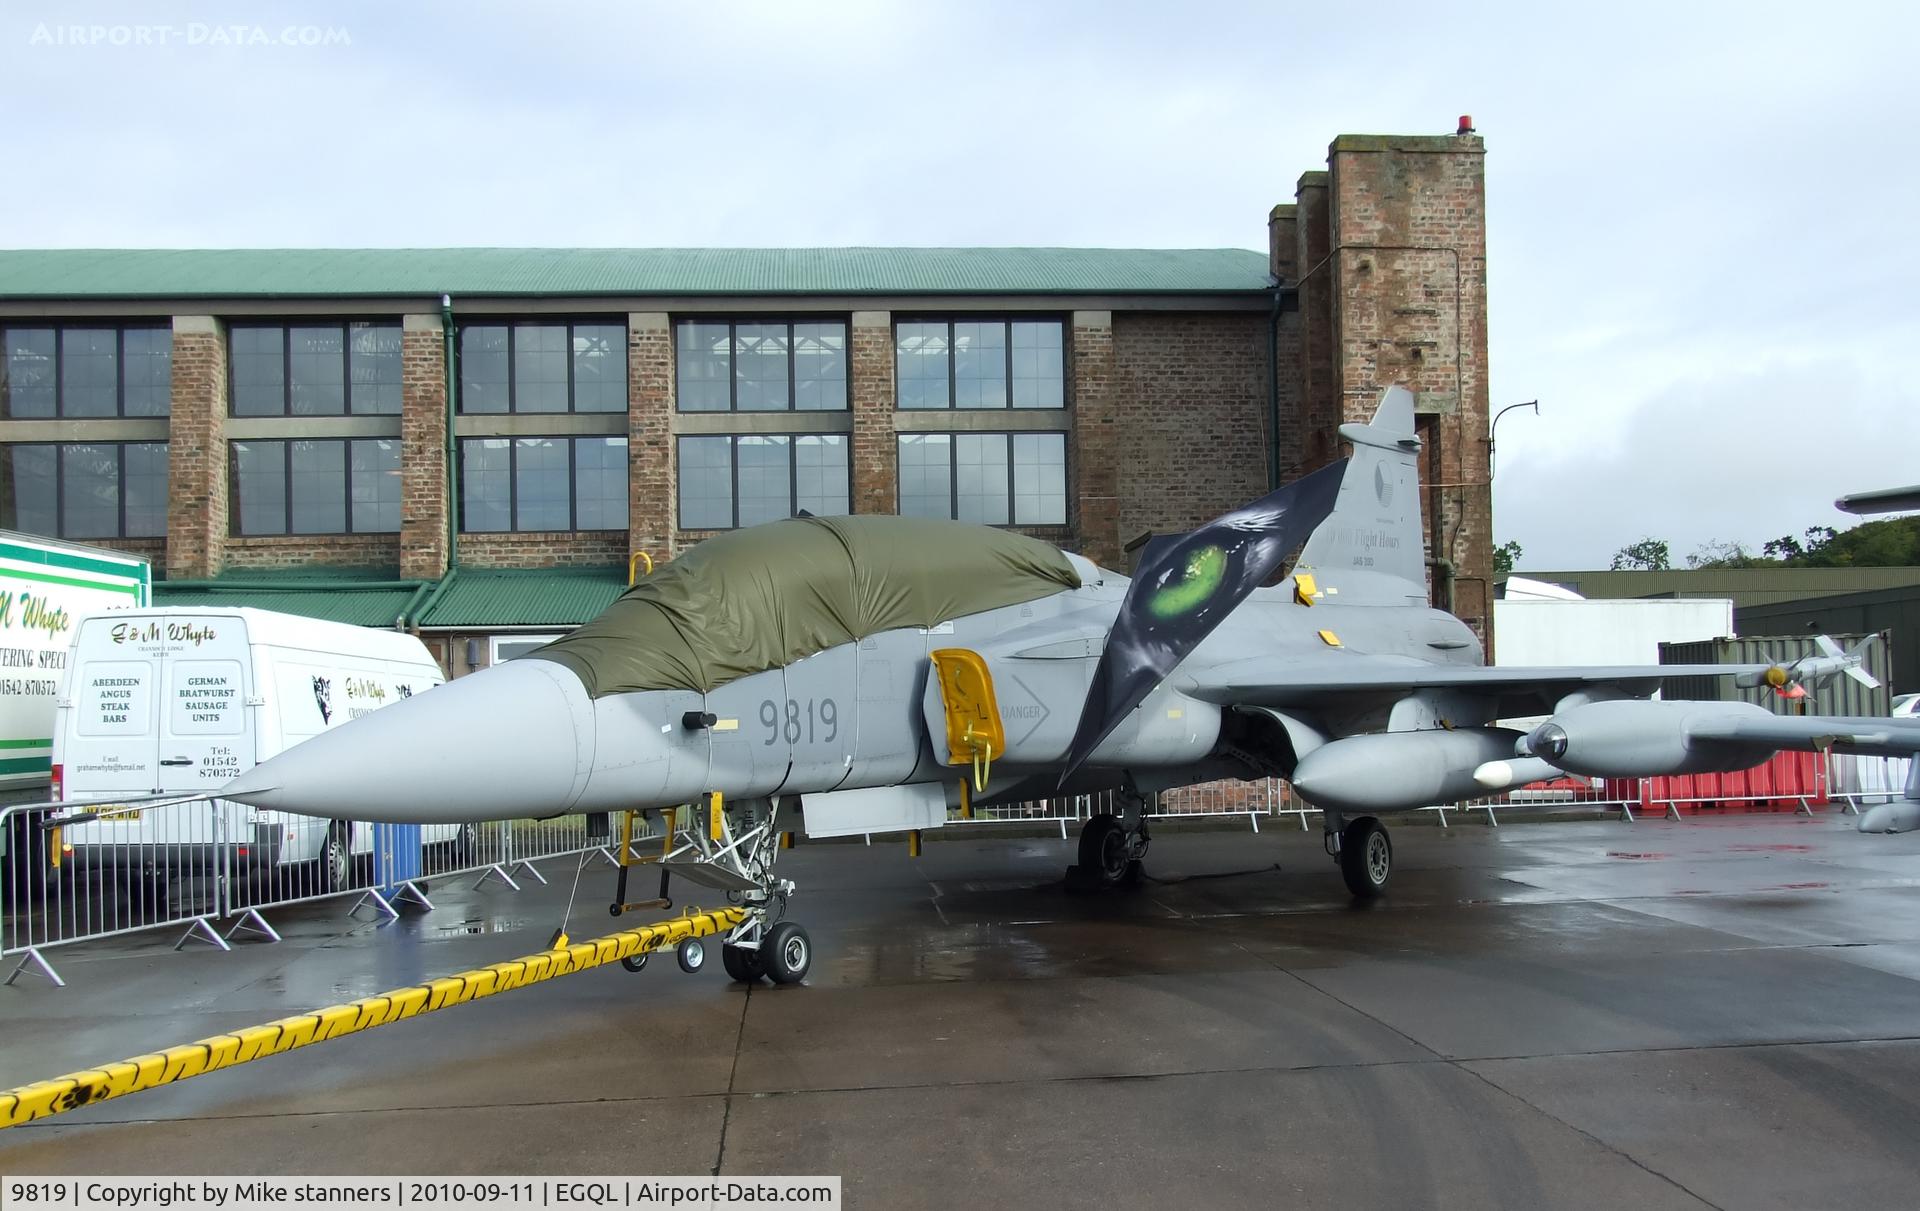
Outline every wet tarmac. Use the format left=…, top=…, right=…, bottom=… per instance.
left=3, top=814, right=1919, bottom=1209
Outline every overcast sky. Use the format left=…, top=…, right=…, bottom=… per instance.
left=3, top=1, right=1915, bottom=569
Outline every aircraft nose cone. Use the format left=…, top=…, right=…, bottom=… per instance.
left=223, top=659, right=597, bottom=823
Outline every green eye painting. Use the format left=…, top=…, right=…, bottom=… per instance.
left=1147, top=544, right=1227, bottom=619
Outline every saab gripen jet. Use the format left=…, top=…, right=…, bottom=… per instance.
left=224, top=387, right=1920, bottom=984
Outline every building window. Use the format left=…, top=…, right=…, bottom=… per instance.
left=458, top=436, right=629, bottom=532
left=492, top=634, right=565, bottom=663
left=895, top=319, right=1064, bottom=410
left=896, top=432, right=1067, bottom=525
left=229, top=322, right=401, bottom=416
left=676, top=320, right=848, bottom=412
left=2, top=442, right=169, bottom=538
left=458, top=321, right=627, bottom=414
left=676, top=434, right=849, bottom=529
left=230, top=439, right=402, bottom=535
left=1, top=325, right=172, bottom=418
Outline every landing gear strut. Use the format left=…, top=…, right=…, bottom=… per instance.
left=1071, top=788, right=1151, bottom=890
left=1324, top=814, right=1392, bottom=898
left=642, top=795, right=811, bottom=986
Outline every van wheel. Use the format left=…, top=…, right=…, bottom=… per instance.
left=5, top=809, right=56, bottom=895
left=118, top=865, right=170, bottom=918
left=321, top=823, right=352, bottom=892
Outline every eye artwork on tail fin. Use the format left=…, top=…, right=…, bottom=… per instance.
left=1057, top=458, right=1348, bottom=787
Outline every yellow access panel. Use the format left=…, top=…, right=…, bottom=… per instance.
left=929, top=648, right=1005, bottom=790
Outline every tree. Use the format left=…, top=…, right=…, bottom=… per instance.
left=1686, top=539, right=1773, bottom=569
left=1611, top=538, right=1671, bottom=571
left=1763, top=526, right=1838, bottom=562
left=1494, top=540, right=1522, bottom=576
left=1796, top=518, right=1918, bottom=567
left=1600, top=516, right=1919, bottom=572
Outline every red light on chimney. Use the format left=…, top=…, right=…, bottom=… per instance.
left=1457, top=114, right=1475, bottom=135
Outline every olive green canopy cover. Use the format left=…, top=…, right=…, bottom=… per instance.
left=530, top=515, right=1082, bottom=696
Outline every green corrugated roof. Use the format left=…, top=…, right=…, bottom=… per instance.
left=419, top=567, right=628, bottom=628
left=0, top=247, right=1275, bottom=300
left=154, top=577, right=418, bottom=628
left=150, top=565, right=628, bottom=630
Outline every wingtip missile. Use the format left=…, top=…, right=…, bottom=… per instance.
left=1732, top=635, right=1881, bottom=696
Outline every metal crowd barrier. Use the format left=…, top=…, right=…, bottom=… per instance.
left=1829, top=752, right=1913, bottom=817
left=1, top=798, right=636, bottom=988
left=6, top=762, right=1876, bottom=986
left=945, top=776, right=1646, bottom=834
left=936, top=775, right=1643, bottom=832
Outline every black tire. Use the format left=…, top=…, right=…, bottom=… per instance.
left=118, top=865, right=170, bottom=918
left=4, top=808, right=57, bottom=897
left=764, top=922, right=812, bottom=985
left=1339, top=817, right=1392, bottom=899
left=621, top=952, right=650, bottom=973
left=722, top=943, right=766, bottom=984
left=321, top=822, right=352, bottom=893
left=676, top=938, right=706, bottom=974
left=1077, top=813, right=1131, bottom=887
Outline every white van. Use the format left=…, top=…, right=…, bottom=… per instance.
left=53, top=607, right=458, bottom=892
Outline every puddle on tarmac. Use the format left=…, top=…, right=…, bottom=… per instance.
left=1606, top=852, right=1670, bottom=860
left=431, top=917, right=530, bottom=936
left=1731, top=844, right=1816, bottom=853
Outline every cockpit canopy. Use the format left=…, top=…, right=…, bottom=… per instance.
left=530, top=514, right=1082, bottom=696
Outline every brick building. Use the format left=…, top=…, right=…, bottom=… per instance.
left=0, top=130, right=1491, bottom=674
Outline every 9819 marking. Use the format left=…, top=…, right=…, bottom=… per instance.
left=759, top=697, right=837, bottom=746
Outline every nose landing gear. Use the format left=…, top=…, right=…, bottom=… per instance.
left=610, top=795, right=813, bottom=987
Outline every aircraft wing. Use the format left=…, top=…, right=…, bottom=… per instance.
left=1835, top=484, right=1920, bottom=515
left=1680, top=713, right=1920, bottom=758
left=1184, top=656, right=1780, bottom=714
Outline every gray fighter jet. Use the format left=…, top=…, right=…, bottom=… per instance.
left=224, top=387, right=1920, bottom=982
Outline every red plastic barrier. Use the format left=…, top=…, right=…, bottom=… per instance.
left=1611, top=750, right=1829, bottom=815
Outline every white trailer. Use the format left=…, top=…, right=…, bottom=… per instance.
left=54, top=607, right=459, bottom=890
left=0, top=532, right=149, bottom=881
left=0, top=532, right=150, bottom=791
left=1494, top=595, right=1735, bottom=669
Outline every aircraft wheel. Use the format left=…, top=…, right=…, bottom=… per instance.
left=764, top=922, right=812, bottom=985
left=1078, top=813, right=1132, bottom=887
left=721, top=943, right=766, bottom=984
left=1339, top=817, right=1391, bottom=899
left=676, top=938, right=706, bottom=973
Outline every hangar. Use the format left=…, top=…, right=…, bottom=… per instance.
left=0, top=128, right=1492, bottom=675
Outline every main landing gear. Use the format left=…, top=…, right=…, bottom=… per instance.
left=610, top=795, right=813, bottom=986
left=1324, top=813, right=1392, bottom=898
left=1070, top=787, right=1151, bottom=890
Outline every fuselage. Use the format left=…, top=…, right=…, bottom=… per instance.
left=221, top=556, right=1479, bottom=828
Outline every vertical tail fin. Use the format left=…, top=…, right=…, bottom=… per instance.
left=1296, top=386, right=1427, bottom=599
